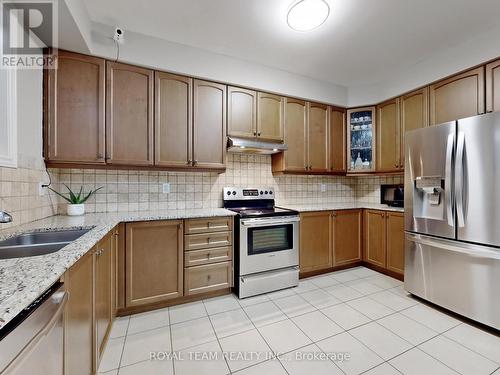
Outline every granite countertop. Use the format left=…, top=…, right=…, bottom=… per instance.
left=0, top=208, right=235, bottom=329
left=280, top=203, right=405, bottom=213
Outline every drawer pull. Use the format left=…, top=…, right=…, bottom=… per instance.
left=207, top=275, right=211, bottom=281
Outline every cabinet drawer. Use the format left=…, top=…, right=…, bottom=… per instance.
left=184, top=262, right=232, bottom=295
left=184, top=231, right=232, bottom=251
left=185, top=247, right=232, bottom=267
left=185, top=217, right=232, bottom=234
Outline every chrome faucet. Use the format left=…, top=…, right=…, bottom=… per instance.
left=0, top=211, right=13, bottom=223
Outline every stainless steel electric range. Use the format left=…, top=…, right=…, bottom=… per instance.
left=223, top=187, right=300, bottom=298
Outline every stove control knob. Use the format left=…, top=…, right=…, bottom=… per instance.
left=232, top=191, right=236, bottom=195
left=269, top=191, right=273, bottom=195
left=260, top=191, right=263, bottom=195
left=226, top=191, right=231, bottom=196
left=264, top=191, right=268, bottom=194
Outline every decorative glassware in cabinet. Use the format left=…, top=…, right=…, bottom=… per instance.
left=348, top=108, right=375, bottom=172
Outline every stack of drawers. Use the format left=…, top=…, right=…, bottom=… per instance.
left=184, top=217, right=233, bottom=295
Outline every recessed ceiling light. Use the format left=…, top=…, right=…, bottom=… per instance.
left=287, top=0, right=330, bottom=32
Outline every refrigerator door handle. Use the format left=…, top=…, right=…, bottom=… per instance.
left=445, top=132, right=455, bottom=227
left=455, top=131, right=466, bottom=227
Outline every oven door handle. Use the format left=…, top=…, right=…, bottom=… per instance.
left=241, top=216, right=300, bottom=227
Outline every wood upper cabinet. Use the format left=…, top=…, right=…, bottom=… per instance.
left=429, top=66, right=485, bottom=125
left=155, top=72, right=192, bottom=167
left=364, top=210, right=387, bottom=268
left=299, top=211, right=332, bottom=273
left=332, top=209, right=362, bottom=266
left=386, top=212, right=405, bottom=275
left=400, top=87, right=429, bottom=167
left=193, top=79, right=227, bottom=169
left=45, top=51, right=105, bottom=164
left=257, top=92, right=284, bottom=141
left=329, top=107, right=346, bottom=173
left=227, top=86, right=257, bottom=138
left=94, top=233, right=113, bottom=365
left=376, top=98, right=401, bottom=172
left=125, top=220, right=183, bottom=307
left=64, top=252, right=94, bottom=375
left=307, top=102, right=329, bottom=172
left=272, top=98, right=307, bottom=173
left=106, top=62, right=154, bottom=165
left=486, top=59, right=500, bottom=113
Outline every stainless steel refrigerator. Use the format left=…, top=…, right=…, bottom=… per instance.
left=405, top=112, right=500, bottom=330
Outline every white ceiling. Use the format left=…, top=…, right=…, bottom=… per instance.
left=82, top=0, right=500, bottom=89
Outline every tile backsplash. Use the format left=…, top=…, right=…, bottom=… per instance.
left=49, top=154, right=358, bottom=213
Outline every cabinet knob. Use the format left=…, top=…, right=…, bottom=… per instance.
left=253, top=131, right=257, bottom=136
left=192, top=160, right=198, bottom=166
left=257, top=132, right=261, bottom=136
left=187, top=159, right=192, bottom=165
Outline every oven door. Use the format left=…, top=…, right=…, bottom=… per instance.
left=239, top=216, right=299, bottom=275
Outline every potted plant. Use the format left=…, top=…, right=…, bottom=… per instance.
left=49, top=184, right=103, bottom=216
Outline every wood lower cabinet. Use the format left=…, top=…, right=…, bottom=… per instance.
left=332, top=210, right=362, bottom=266
left=386, top=212, right=405, bottom=275
left=364, top=210, right=405, bottom=277
left=429, top=66, right=485, bottom=125
left=184, top=217, right=233, bottom=296
left=364, top=210, right=387, bottom=268
left=272, top=98, right=307, bottom=173
left=376, top=98, right=401, bottom=172
left=486, top=59, right=500, bottom=113
left=193, top=80, right=227, bottom=169
left=45, top=51, right=105, bottom=165
left=308, top=102, right=329, bottom=172
left=155, top=72, right=193, bottom=167
left=257, top=92, right=284, bottom=141
left=299, top=211, right=332, bottom=273
left=94, top=233, right=113, bottom=364
left=227, top=86, right=257, bottom=138
left=125, top=220, right=183, bottom=307
left=329, top=107, right=346, bottom=173
left=106, top=61, right=154, bottom=166
left=64, top=252, right=94, bottom=375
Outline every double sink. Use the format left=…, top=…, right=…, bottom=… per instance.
left=0, top=229, right=92, bottom=259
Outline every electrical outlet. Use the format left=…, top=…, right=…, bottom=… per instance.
left=162, top=183, right=171, bottom=194
left=320, top=183, right=327, bottom=193
left=38, top=183, right=46, bottom=196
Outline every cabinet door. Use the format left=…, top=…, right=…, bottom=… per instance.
left=125, top=220, right=183, bottom=307
left=347, top=107, right=376, bottom=172
left=299, top=211, right=332, bottom=273
left=307, top=102, right=329, bottom=172
left=94, top=234, right=113, bottom=364
left=486, top=59, right=500, bottom=113
left=272, top=98, right=307, bottom=173
left=400, top=87, right=429, bottom=168
left=329, top=107, right=346, bottom=173
left=155, top=72, right=192, bottom=167
left=386, top=212, right=405, bottom=275
left=332, top=210, right=362, bottom=266
left=257, top=92, right=284, bottom=141
left=193, top=79, right=226, bottom=169
left=364, top=210, right=387, bottom=268
left=45, top=51, right=105, bottom=164
left=376, top=98, right=400, bottom=172
left=227, top=86, right=257, bottom=138
left=106, top=62, right=154, bottom=165
left=64, top=252, right=94, bottom=375
left=429, top=67, right=485, bottom=125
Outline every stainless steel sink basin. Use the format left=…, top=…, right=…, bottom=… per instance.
left=0, top=228, right=92, bottom=260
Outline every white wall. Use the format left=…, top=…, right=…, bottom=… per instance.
left=87, top=23, right=348, bottom=107
left=16, top=68, right=44, bottom=169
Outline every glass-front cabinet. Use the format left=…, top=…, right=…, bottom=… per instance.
left=347, top=107, right=376, bottom=172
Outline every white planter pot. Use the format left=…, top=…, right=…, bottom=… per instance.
left=67, top=204, right=85, bottom=216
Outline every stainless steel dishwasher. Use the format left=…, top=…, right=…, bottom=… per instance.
left=0, top=282, right=68, bottom=375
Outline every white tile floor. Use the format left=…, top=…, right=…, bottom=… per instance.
left=98, top=267, right=500, bottom=375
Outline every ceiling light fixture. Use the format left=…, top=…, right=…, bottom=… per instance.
left=287, top=0, right=330, bottom=32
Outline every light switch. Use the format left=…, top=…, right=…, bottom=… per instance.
left=162, top=183, right=171, bottom=194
